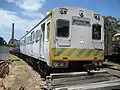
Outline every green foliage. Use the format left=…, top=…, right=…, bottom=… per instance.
left=8, top=39, right=20, bottom=47
left=103, top=16, right=120, bottom=36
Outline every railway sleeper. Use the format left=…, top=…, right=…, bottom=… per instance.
left=44, top=70, right=120, bottom=90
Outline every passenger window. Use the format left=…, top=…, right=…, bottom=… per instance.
left=31, top=31, right=34, bottom=42
left=23, top=39, right=25, bottom=45
left=47, top=22, right=50, bottom=40
left=36, top=30, right=40, bottom=41
left=33, top=32, right=35, bottom=41
left=92, top=24, right=101, bottom=40
left=22, top=40, right=23, bottom=45
left=28, top=36, right=30, bottom=44
left=30, top=34, right=32, bottom=43
left=41, top=23, right=45, bottom=42
left=26, top=36, right=30, bottom=44
left=22, top=40, right=24, bottom=45
left=25, top=37, right=27, bottom=44
left=56, top=19, right=69, bottom=37
left=24, top=37, right=26, bottom=44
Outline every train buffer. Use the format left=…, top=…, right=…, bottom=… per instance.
left=44, top=70, right=120, bottom=90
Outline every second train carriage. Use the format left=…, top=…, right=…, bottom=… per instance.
left=20, top=7, right=104, bottom=72
left=111, top=33, right=120, bottom=62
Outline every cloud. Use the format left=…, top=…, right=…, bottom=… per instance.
left=2, top=0, right=45, bottom=42
left=0, top=8, right=43, bottom=41
left=21, top=11, right=44, bottom=19
left=5, top=0, right=45, bottom=11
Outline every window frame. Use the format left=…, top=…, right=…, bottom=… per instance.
left=56, top=19, right=70, bottom=38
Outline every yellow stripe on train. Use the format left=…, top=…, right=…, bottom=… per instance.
left=51, top=48, right=104, bottom=61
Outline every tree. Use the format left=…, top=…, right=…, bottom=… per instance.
left=8, top=39, right=20, bottom=47
left=103, top=16, right=120, bottom=36
left=0, top=37, right=7, bottom=45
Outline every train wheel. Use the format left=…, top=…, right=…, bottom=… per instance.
left=44, top=65, right=50, bottom=75
left=83, top=64, right=92, bottom=73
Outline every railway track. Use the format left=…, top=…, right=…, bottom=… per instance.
left=19, top=56, right=120, bottom=90
left=18, top=54, right=120, bottom=90
left=44, top=62, right=120, bottom=90
left=103, top=61, right=120, bottom=78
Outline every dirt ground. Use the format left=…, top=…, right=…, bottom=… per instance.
left=0, top=55, right=44, bottom=90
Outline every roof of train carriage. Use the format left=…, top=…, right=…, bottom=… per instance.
left=113, top=33, right=120, bottom=37
left=112, top=33, right=120, bottom=41
left=19, top=12, right=52, bottom=41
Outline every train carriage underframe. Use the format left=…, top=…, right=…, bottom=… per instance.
left=18, top=52, right=104, bottom=76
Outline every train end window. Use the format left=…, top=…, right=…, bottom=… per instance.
left=56, top=19, right=69, bottom=37
left=92, top=24, right=101, bottom=40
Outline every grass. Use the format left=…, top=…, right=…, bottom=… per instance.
left=9, top=54, right=26, bottom=66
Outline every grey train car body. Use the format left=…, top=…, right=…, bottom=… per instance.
left=20, top=7, right=104, bottom=71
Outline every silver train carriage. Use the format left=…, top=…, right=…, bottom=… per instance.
left=20, top=7, right=104, bottom=72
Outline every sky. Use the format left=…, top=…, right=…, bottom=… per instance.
left=0, top=0, right=120, bottom=42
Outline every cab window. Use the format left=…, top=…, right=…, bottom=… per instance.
left=92, top=24, right=101, bottom=40
left=56, top=19, right=69, bottom=37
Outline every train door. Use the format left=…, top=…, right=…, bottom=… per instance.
left=39, top=34, right=42, bottom=57
left=31, top=31, right=34, bottom=56
left=92, top=24, right=103, bottom=49
left=44, top=21, right=50, bottom=63
left=40, top=23, right=45, bottom=58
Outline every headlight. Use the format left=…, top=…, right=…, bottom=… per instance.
left=94, top=14, right=100, bottom=20
left=59, top=8, right=68, bottom=15
left=53, top=63, right=59, bottom=67
left=60, top=62, right=65, bottom=67
left=53, top=61, right=66, bottom=68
